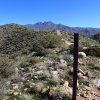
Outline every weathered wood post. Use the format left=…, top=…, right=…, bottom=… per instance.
left=72, top=33, right=79, bottom=100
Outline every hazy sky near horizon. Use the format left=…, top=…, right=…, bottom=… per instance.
left=0, top=0, right=100, bottom=27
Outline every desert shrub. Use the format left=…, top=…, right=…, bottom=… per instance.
left=45, top=80, right=57, bottom=86
left=20, top=62, right=30, bottom=68
left=69, top=44, right=83, bottom=53
left=30, top=33, right=63, bottom=56
left=32, top=92, right=41, bottom=100
left=21, top=49, right=30, bottom=55
left=87, top=63, right=100, bottom=78
left=79, top=34, right=99, bottom=46
left=63, top=54, right=73, bottom=66
left=84, top=46, right=100, bottom=57
left=29, top=57, right=42, bottom=65
left=0, top=57, right=14, bottom=78
left=30, top=39, right=47, bottom=56
left=92, top=33, right=100, bottom=43
left=43, top=34, right=63, bottom=48
left=87, top=63, right=100, bottom=72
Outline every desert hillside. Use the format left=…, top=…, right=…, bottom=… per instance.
left=0, top=24, right=100, bottom=100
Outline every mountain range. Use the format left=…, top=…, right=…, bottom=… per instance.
left=26, top=21, right=100, bottom=36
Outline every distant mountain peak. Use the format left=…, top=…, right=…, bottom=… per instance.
left=35, top=21, right=56, bottom=26
left=26, top=21, right=100, bottom=36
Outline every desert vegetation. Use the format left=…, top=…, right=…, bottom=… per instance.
left=0, top=24, right=100, bottom=100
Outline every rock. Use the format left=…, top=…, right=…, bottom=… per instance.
left=78, top=52, right=86, bottom=58
left=6, top=81, right=11, bottom=86
left=33, top=75, right=38, bottom=79
left=60, top=85, right=72, bottom=96
left=64, top=40, right=73, bottom=46
left=78, top=68, right=85, bottom=75
left=21, top=77, right=26, bottom=82
left=63, top=81, right=69, bottom=87
left=36, top=70, right=44, bottom=75
left=30, top=83, right=35, bottom=87
left=78, top=60, right=83, bottom=65
left=77, top=80, right=79, bottom=88
left=85, top=72, right=92, bottom=78
left=13, top=92, right=19, bottom=96
left=70, top=67, right=73, bottom=73
left=15, top=67, right=19, bottom=73
left=20, top=82, right=23, bottom=85
left=60, top=59, right=67, bottom=66
left=41, top=88, right=48, bottom=93
left=12, top=84, right=19, bottom=90
left=47, top=87, right=56, bottom=97
left=24, top=88, right=28, bottom=92
left=51, top=71, right=60, bottom=82
left=83, top=47, right=88, bottom=50
left=82, top=76, right=88, bottom=80
left=60, top=81, right=72, bottom=96
left=78, top=72, right=83, bottom=78
left=92, top=79, right=100, bottom=88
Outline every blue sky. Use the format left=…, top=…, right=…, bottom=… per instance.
left=0, top=0, right=100, bottom=27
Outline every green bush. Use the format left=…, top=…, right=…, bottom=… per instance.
left=30, top=32, right=63, bottom=56
left=92, top=33, right=100, bottom=43
left=29, top=57, right=42, bottom=65
left=0, top=25, right=63, bottom=56
left=0, top=57, right=14, bottom=78
left=69, top=44, right=84, bottom=53
left=84, top=46, right=100, bottom=57
left=43, top=34, right=63, bottom=48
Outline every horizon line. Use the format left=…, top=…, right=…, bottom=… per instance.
left=0, top=21, right=100, bottom=28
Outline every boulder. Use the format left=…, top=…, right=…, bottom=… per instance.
left=63, top=81, right=69, bottom=87
left=78, top=52, right=86, bottom=58
left=60, top=81, right=72, bottom=96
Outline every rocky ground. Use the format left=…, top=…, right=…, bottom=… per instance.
left=0, top=51, right=100, bottom=100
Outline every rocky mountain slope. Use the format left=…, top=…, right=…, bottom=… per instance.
left=0, top=24, right=100, bottom=100
left=26, top=21, right=100, bottom=37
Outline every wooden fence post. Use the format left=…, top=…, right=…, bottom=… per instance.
left=72, top=33, right=79, bottom=100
